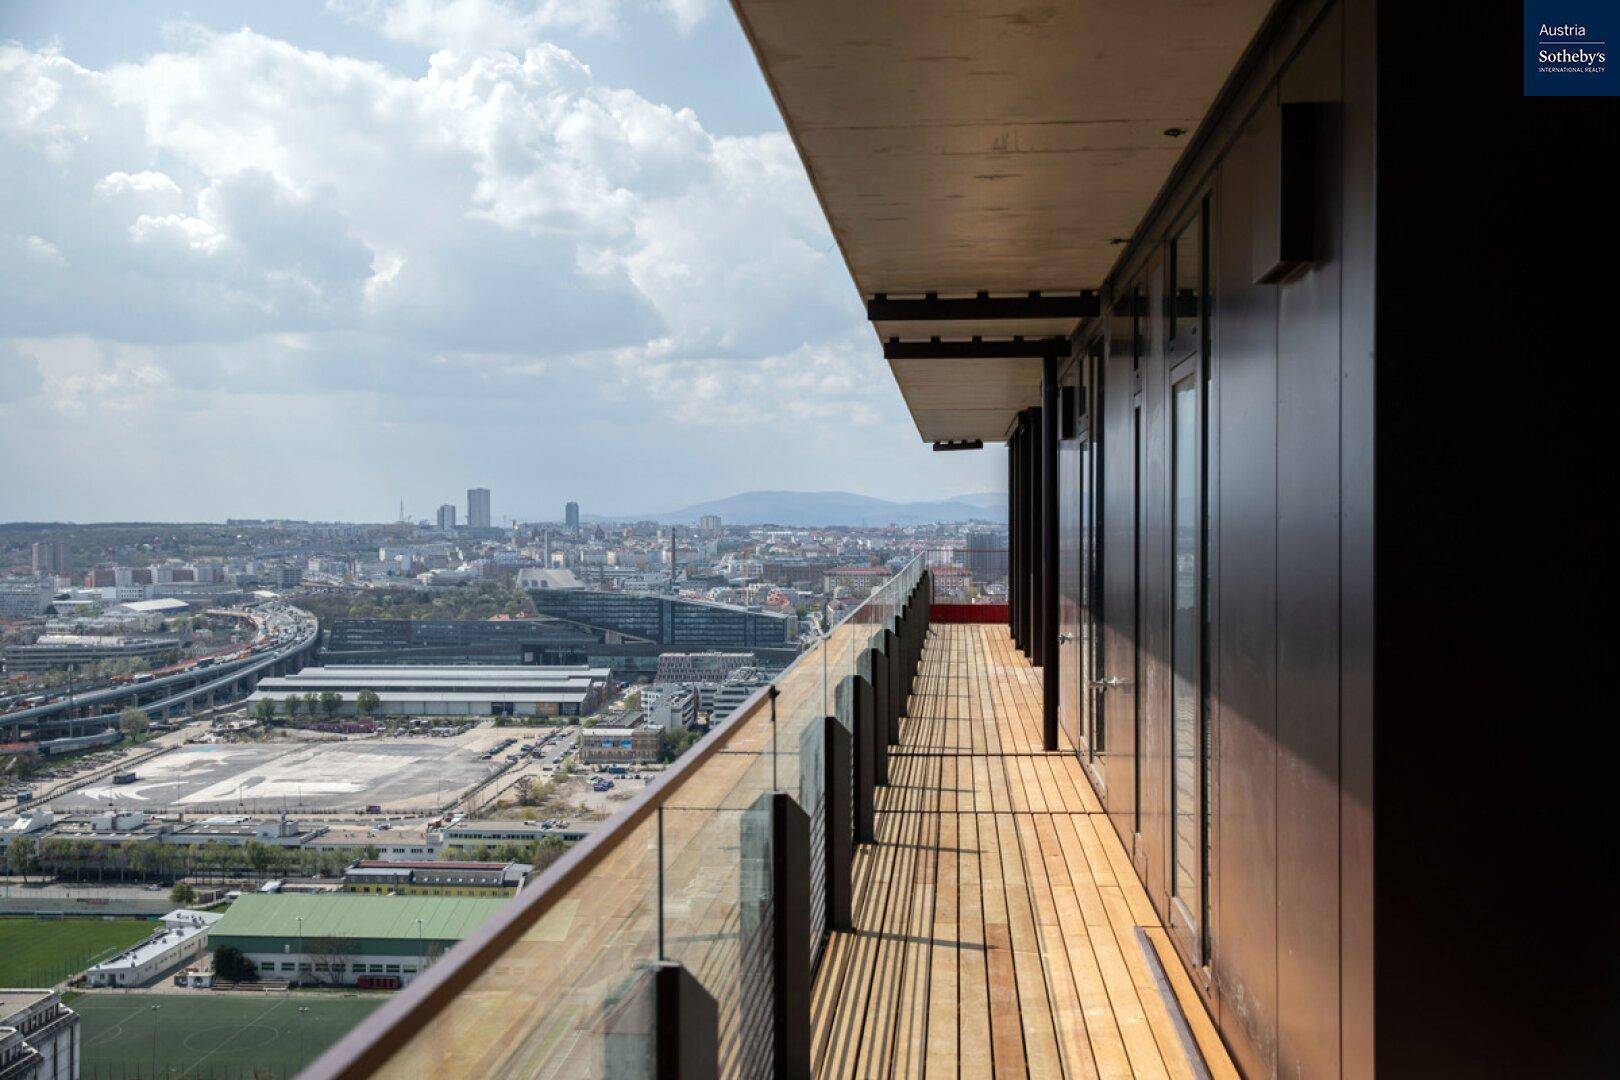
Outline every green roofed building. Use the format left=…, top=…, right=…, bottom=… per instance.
left=208, top=893, right=509, bottom=989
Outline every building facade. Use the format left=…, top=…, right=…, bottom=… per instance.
left=435, top=504, right=456, bottom=530
left=342, top=860, right=528, bottom=897
left=653, top=651, right=755, bottom=684
left=578, top=726, right=662, bottom=764
left=0, top=991, right=79, bottom=1080
left=207, top=893, right=508, bottom=989
left=466, top=488, right=491, bottom=529
left=523, top=590, right=794, bottom=650
left=29, top=542, right=69, bottom=577
left=250, top=665, right=611, bottom=719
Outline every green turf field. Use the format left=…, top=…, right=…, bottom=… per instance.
left=0, top=916, right=154, bottom=986
left=74, top=992, right=385, bottom=1079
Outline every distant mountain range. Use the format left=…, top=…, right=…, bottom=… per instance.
left=644, top=490, right=1006, bottom=527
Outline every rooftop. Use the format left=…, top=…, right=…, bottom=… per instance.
left=209, top=892, right=509, bottom=943
left=118, top=598, right=192, bottom=613
left=89, top=922, right=209, bottom=973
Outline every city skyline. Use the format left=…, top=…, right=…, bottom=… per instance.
left=0, top=0, right=1004, bottom=522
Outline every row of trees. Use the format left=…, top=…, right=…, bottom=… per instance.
left=251, top=688, right=381, bottom=722
left=293, top=578, right=534, bottom=623
left=9, top=833, right=569, bottom=884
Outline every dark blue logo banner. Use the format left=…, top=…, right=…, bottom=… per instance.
left=1526, top=1, right=1617, bottom=95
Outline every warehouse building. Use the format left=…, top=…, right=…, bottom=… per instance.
left=206, top=893, right=508, bottom=989
left=247, top=665, right=611, bottom=719
left=83, top=910, right=219, bottom=988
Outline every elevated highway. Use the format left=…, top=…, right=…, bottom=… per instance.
left=0, top=602, right=319, bottom=741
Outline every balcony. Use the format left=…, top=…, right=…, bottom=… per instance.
left=810, top=621, right=1232, bottom=1077
left=309, top=559, right=1233, bottom=1078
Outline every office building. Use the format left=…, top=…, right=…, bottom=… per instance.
left=563, top=501, right=580, bottom=530
left=654, top=651, right=755, bottom=684
left=436, top=504, right=457, bottom=530
left=709, top=667, right=770, bottom=722
left=963, top=530, right=1006, bottom=590
left=646, top=685, right=698, bottom=731
left=0, top=990, right=78, bottom=1080
left=29, top=541, right=69, bottom=576
left=698, top=514, right=721, bottom=532
left=0, top=580, right=54, bottom=620
left=322, top=618, right=602, bottom=665
left=524, top=590, right=794, bottom=650
left=466, top=488, right=491, bottom=529
left=578, top=725, right=662, bottom=765
left=206, top=893, right=508, bottom=988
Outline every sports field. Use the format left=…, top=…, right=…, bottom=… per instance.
left=0, top=916, right=154, bottom=986
left=75, top=992, right=384, bottom=1079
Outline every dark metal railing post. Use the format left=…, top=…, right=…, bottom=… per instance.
left=603, top=961, right=717, bottom=1080
left=752, top=791, right=810, bottom=1079
left=893, top=605, right=908, bottom=720
left=881, top=629, right=901, bottom=746
left=824, top=715, right=853, bottom=930
left=852, top=673, right=876, bottom=842
left=655, top=962, right=718, bottom=1079
left=867, top=648, right=891, bottom=783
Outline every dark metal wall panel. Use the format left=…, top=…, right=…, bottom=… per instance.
left=1210, top=99, right=1281, bottom=1080
left=1337, top=1, right=1376, bottom=1074
left=1066, top=2, right=1378, bottom=1075
left=1369, top=3, right=1618, bottom=1075
left=1057, top=357, right=1085, bottom=751
left=1101, top=303, right=1139, bottom=844
left=1273, top=13, right=1344, bottom=1076
left=1137, top=251, right=1171, bottom=910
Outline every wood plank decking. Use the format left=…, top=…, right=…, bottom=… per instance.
left=810, top=624, right=1237, bottom=1079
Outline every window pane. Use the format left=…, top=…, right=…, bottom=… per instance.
left=1171, top=377, right=1200, bottom=912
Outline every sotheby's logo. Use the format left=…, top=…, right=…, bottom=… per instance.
left=1526, top=1, right=1617, bottom=94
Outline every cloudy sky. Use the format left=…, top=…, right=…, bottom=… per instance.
left=0, top=0, right=1003, bottom=524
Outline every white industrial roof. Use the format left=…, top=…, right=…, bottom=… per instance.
left=88, top=922, right=209, bottom=973
left=119, top=598, right=192, bottom=613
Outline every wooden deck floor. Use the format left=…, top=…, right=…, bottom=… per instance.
left=810, top=624, right=1238, bottom=1079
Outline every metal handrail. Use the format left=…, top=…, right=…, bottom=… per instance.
left=305, top=555, right=922, bottom=1078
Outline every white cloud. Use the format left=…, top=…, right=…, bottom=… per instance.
left=0, top=22, right=1003, bottom=521
left=19, top=235, right=68, bottom=267
left=95, top=169, right=184, bottom=200
left=329, top=0, right=625, bottom=49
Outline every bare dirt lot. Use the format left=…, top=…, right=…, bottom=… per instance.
left=43, top=724, right=562, bottom=814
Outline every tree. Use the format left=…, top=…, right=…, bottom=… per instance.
left=319, top=690, right=343, bottom=718
left=171, top=881, right=197, bottom=905
left=118, top=706, right=149, bottom=736
left=356, top=689, right=381, bottom=717
left=303, top=692, right=319, bottom=718
left=214, top=946, right=258, bottom=982
left=285, top=695, right=302, bottom=718
left=533, top=835, right=569, bottom=872
left=306, top=937, right=358, bottom=985
left=254, top=698, right=277, bottom=723
left=6, top=835, right=36, bottom=882
left=244, top=839, right=276, bottom=876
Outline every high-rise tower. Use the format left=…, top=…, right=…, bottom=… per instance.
left=467, top=488, right=491, bottom=529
